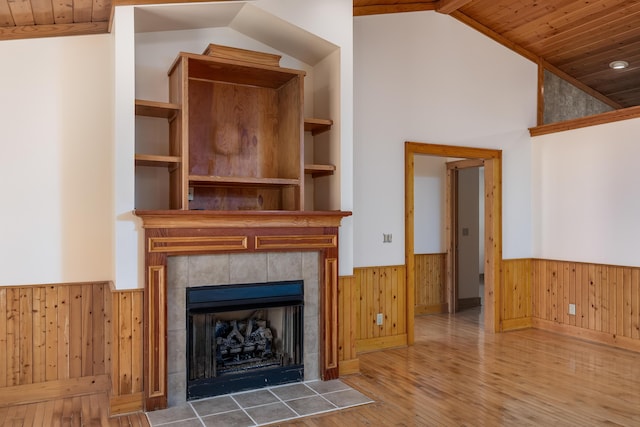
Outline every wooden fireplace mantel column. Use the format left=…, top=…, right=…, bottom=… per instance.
left=134, top=210, right=351, bottom=411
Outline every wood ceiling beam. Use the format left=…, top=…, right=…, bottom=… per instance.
left=436, top=0, right=473, bottom=15
left=0, top=22, right=108, bottom=40
left=353, top=3, right=437, bottom=17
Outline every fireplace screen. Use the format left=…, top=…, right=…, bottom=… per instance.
left=186, top=281, right=304, bottom=399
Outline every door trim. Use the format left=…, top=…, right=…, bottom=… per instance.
left=446, top=159, right=485, bottom=314
left=405, top=142, right=502, bottom=342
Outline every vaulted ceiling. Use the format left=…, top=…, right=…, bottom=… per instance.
left=1, top=0, right=638, bottom=108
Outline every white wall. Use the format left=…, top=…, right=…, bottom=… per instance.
left=413, top=156, right=446, bottom=254
left=354, top=11, right=537, bottom=268
left=532, top=118, right=640, bottom=268
left=0, top=35, right=114, bottom=286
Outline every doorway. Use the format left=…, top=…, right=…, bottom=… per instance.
left=447, top=160, right=484, bottom=314
left=405, top=142, right=502, bottom=344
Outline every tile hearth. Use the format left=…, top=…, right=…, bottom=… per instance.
left=145, top=380, right=373, bottom=427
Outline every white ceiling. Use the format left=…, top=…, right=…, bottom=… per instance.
left=134, top=2, right=337, bottom=65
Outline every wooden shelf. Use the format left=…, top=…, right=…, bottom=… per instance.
left=135, top=99, right=180, bottom=120
left=305, top=164, right=336, bottom=178
left=135, top=154, right=181, bottom=167
left=304, top=118, right=333, bottom=136
left=189, top=175, right=300, bottom=187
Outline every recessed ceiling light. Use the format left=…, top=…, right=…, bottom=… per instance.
left=609, top=60, right=629, bottom=70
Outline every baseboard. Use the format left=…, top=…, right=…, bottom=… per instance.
left=110, top=392, right=145, bottom=415
left=532, top=318, right=640, bottom=353
left=0, top=374, right=110, bottom=408
left=356, top=334, right=408, bottom=354
left=338, top=358, right=360, bottom=376
left=415, top=303, right=448, bottom=315
left=502, top=317, right=532, bottom=331
left=458, top=297, right=481, bottom=310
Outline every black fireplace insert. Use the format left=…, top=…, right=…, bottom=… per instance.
left=186, top=280, right=304, bottom=399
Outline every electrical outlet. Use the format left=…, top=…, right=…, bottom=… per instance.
left=568, top=303, right=576, bottom=315
left=376, top=313, right=384, bottom=325
left=383, top=233, right=392, bottom=243
left=188, top=187, right=194, bottom=201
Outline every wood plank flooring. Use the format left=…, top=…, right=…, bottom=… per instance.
left=4, top=308, right=640, bottom=426
left=279, top=308, right=640, bottom=426
left=0, top=393, right=149, bottom=427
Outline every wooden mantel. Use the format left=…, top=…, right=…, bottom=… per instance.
left=134, top=210, right=351, bottom=411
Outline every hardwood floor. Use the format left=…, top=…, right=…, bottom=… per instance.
left=5, top=308, right=640, bottom=426
left=0, top=393, right=149, bottom=427
left=278, top=308, right=640, bottom=426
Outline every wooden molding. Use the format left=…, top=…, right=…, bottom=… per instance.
left=533, top=318, right=640, bottom=354
left=415, top=303, right=448, bottom=315
left=0, top=22, right=108, bottom=41
left=149, top=236, right=248, bottom=253
left=0, top=375, right=110, bottom=407
left=338, top=359, right=360, bottom=376
left=529, top=105, right=640, bottom=137
left=406, top=142, right=502, bottom=338
left=436, top=0, right=473, bottom=14
left=446, top=158, right=484, bottom=170
left=110, top=392, right=144, bottom=415
left=502, top=317, right=532, bottom=331
left=135, top=210, right=351, bottom=229
left=356, top=334, right=408, bottom=353
left=354, top=3, right=437, bottom=16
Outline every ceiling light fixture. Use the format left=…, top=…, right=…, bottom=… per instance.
left=609, top=60, right=629, bottom=70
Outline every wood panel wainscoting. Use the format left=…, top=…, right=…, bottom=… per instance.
left=110, top=287, right=144, bottom=415
left=353, top=265, right=408, bottom=354
left=414, top=253, right=447, bottom=315
left=532, top=259, right=640, bottom=353
left=337, top=275, right=359, bottom=375
left=0, top=282, right=112, bottom=408
left=501, top=258, right=533, bottom=331
left=500, top=258, right=640, bottom=353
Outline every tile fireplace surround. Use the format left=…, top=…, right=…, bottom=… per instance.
left=135, top=210, right=350, bottom=411
left=166, top=251, right=319, bottom=407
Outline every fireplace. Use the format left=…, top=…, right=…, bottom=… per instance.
left=186, top=280, right=305, bottom=399
left=135, top=210, right=350, bottom=411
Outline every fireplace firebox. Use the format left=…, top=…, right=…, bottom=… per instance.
left=186, top=280, right=304, bottom=399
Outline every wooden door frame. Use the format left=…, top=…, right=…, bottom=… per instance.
left=446, top=158, right=485, bottom=314
left=405, top=142, right=502, bottom=343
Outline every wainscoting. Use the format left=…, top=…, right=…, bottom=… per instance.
left=337, top=266, right=409, bottom=371
left=0, top=283, right=112, bottom=407
left=2, top=257, right=639, bottom=415
left=531, top=259, right=640, bottom=352
left=501, top=259, right=533, bottom=330
left=414, top=253, right=447, bottom=314
left=110, top=287, right=144, bottom=414
left=0, top=282, right=145, bottom=415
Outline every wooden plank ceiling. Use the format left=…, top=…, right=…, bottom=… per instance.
left=0, top=0, right=638, bottom=107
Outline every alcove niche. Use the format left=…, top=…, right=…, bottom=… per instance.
left=132, top=1, right=342, bottom=212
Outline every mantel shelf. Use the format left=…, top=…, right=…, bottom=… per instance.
left=134, top=209, right=352, bottom=229
left=304, top=118, right=333, bottom=136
